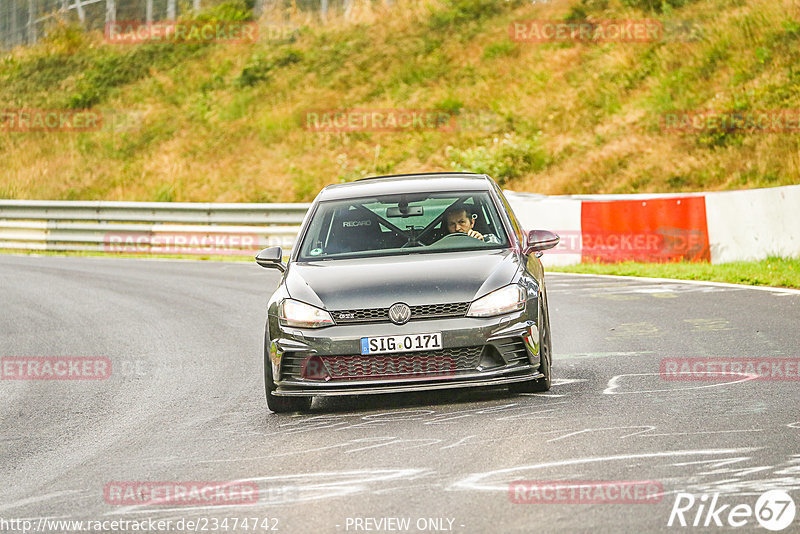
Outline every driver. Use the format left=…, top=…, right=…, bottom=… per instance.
left=444, top=204, right=484, bottom=241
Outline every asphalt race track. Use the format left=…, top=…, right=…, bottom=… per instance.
left=1, top=255, right=799, bottom=533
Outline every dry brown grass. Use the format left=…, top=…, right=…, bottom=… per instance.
left=1, top=0, right=799, bottom=201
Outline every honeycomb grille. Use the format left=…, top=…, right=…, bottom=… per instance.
left=281, top=346, right=483, bottom=380
left=331, top=302, right=470, bottom=324
left=411, top=302, right=470, bottom=318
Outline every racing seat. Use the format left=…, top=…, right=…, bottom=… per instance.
left=326, top=211, right=387, bottom=254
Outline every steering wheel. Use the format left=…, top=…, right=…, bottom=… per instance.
left=432, top=231, right=472, bottom=244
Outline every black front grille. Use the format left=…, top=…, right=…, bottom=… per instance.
left=332, top=308, right=388, bottom=323
left=411, top=302, right=470, bottom=319
left=495, top=337, right=529, bottom=363
left=332, top=302, right=470, bottom=324
left=281, top=346, right=483, bottom=381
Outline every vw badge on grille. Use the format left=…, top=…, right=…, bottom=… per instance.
left=388, top=303, right=411, bottom=325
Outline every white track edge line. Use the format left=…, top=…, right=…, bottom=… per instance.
left=547, top=271, right=800, bottom=295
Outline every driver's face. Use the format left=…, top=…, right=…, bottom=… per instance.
left=445, top=210, right=474, bottom=234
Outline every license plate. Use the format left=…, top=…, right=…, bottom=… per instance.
left=360, top=333, right=443, bottom=355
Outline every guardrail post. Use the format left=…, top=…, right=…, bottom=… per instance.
left=105, top=0, right=115, bottom=24
left=10, top=0, right=19, bottom=47
left=75, top=0, right=85, bottom=23
left=27, top=0, right=37, bottom=44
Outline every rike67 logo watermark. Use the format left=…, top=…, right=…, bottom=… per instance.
left=668, top=490, right=796, bottom=531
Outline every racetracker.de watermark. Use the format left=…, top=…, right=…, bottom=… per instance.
left=105, top=21, right=258, bottom=44
left=104, top=481, right=259, bottom=506
left=303, top=109, right=502, bottom=133
left=661, top=358, right=800, bottom=381
left=510, top=20, right=663, bottom=42
left=0, top=109, right=102, bottom=132
left=509, top=480, right=663, bottom=504
left=547, top=229, right=706, bottom=257
left=1, top=357, right=111, bottom=380
left=0, top=517, right=279, bottom=534
left=301, top=354, right=456, bottom=380
left=103, top=232, right=295, bottom=255
left=661, top=110, right=800, bottom=132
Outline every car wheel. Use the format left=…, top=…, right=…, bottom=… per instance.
left=510, top=292, right=552, bottom=393
left=264, top=331, right=312, bottom=413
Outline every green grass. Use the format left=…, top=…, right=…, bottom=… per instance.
left=551, top=256, right=800, bottom=289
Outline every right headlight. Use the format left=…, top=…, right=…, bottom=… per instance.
left=279, top=299, right=334, bottom=328
left=466, top=284, right=526, bottom=317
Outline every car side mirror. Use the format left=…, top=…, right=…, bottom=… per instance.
left=255, top=246, right=286, bottom=272
left=523, top=230, right=560, bottom=255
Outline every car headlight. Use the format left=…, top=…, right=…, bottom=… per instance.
left=279, top=299, right=334, bottom=328
left=467, top=284, right=525, bottom=317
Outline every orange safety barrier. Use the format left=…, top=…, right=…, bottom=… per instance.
left=580, top=197, right=710, bottom=262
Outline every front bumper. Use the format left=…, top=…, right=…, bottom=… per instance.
left=268, top=310, right=542, bottom=397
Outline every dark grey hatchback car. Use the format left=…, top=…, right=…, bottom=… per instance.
left=256, top=172, right=560, bottom=412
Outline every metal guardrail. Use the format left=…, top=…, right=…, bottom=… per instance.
left=0, top=200, right=311, bottom=255
left=2, top=0, right=357, bottom=50
left=4, top=189, right=798, bottom=263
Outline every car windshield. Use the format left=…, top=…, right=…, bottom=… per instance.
left=296, top=191, right=509, bottom=260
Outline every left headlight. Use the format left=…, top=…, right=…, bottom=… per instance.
left=279, top=299, right=334, bottom=328
left=467, top=284, right=526, bottom=317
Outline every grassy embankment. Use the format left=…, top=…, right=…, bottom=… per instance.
left=1, top=0, right=800, bottom=202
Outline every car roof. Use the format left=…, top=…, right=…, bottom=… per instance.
left=316, top=172, right=495, bottom=201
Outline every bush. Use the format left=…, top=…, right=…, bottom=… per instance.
left=446, top=133, right=549, bottom=185
left=236, top=48, right=302, bottom=87
left=68, top=52, right=148, bottom=108
left=193, top=0, right=253, bottom=22
left=428, top=0, right=514, bottom=31
left=41, top=19, right=88, bottom=55
left=621, top=0, right=696, bottom=13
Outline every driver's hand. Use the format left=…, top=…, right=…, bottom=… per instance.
left=467, top=229, right=484, bottom=240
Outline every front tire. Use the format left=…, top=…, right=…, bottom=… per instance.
left=510, top=292, right=552, bottom=393
left=264, top=331, right=311, bottom=413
